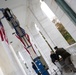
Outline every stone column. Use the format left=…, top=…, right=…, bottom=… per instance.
left=0, top=41, right=27, bottom=75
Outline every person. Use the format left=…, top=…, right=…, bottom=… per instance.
left=50, top=51, right=62, bottom=72
left=32, top=62, right=37, bottom=70
left=54, top=46, right=76, bottom=72
left=50, top=51, right=59, bottom=64
left=31, top=62, right=41, bottom=75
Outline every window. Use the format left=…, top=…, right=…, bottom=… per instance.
left=52, top=18, right=76, bottom=45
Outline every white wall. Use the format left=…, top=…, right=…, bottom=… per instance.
left=44, top=0, right=76, bottom=41
left=1, top=0, right=29, bottom=52
left=28, top=0, right=69, bottom=48
left=0, top=42, right=26, bottom=75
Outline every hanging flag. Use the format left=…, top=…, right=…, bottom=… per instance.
left=0, top=21, right=8, bottom=43
left=15, top=34, right=30, bottom=54
left=15, top=30, right=36, bottom=54
left=25, top=33, right=36, bottom=54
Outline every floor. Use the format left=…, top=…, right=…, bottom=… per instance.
left=50, top=62, right=76, bottom=75
left=50, top=64, right=76, bottom=75
left=49, top=68, right=76, bottom=75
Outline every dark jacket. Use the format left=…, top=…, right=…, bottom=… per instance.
left=50, top=53, right=59, bottom=64
left=32, top=63, right=41, bottom=75
left=32, top=64, right=37, bottom=70
left=56, top=48, right=71, bottom=60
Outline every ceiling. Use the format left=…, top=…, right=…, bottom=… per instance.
left=0, top=0, right=26, bottom=8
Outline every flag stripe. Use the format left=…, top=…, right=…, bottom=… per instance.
left=0, top=21, right=8, bottom=43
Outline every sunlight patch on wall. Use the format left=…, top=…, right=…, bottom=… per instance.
left=0, top=67, right=4, bottom=75
left=35, top=24, right=40, bottom=32
left=40, top=0, right=55, bottom=21
left=18, top=51, right=24, bottom=61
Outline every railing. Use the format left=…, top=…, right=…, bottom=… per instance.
left=66, top=43, right=76, bottom=68
left=66, top=43, right=76, bottom=54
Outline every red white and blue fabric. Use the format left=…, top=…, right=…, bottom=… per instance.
left=0, top=21, right=8, bottom=43
left=16, top=32, right=36, bottom=54
left=15, top=33, right=30, bottom=54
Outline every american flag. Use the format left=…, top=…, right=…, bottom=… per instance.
left=16, top=32, right=36, bottom=54
left=0, top=21, right=8, bottom=43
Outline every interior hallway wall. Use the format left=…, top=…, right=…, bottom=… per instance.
left=1, top=0, right=29, bottom=52
left=28, top=0, right=69, bottom=49
left=44, top=0, right=76, bottom=41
